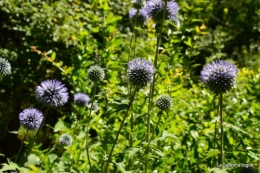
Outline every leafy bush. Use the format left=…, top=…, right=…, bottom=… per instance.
left=1, top=0, right=260, bottom=172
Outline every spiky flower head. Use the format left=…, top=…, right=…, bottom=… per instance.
left=132, top=0, right=145, bottom=9
left=59, top=134, right=73, bottom=146
left=74, top=93, right=90, bottom=107
left=156, top=94, right=173, bottom=111
left=0, top=57, right=11, bottom=75
left=87, top=65, right=105, bottom=82
left=129, top=8, right=149, bottom=26
left=36, top=79, right=69, bottom=107
left=127, top=58, right=155, bottom=88
left=19, top=108, right=43, bottom=130
left=146, top=0, right=179, bottom=23
left=200, top=60, right=238, bottom=94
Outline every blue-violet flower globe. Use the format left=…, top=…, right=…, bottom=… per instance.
left=200, top=60, right=238, bottom=94
left=36, top=79, right=69, bottom=107
left=127, top=58, right=155, bottom=88
left=19, top=108, right=43, bottom=130
left=0, top=57, right=11, bottom=75
left=129, top=8, right=149, bottom=26
left=146, top=0, right=179, bottom=23
left=74, top=93, right=90, bottom=107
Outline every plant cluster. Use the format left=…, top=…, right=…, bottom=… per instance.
left=1, top=0, right=260, bottom=173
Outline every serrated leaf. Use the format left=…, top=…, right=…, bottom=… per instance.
left=127, top=147, right=140, bottom=159
left=223, top=122, right=252, bottom=137
left=0, top=158, right=29, bottom=172
left=152, top=148, right=164, bottom=156
left=115, top=162, right=133, bottom=173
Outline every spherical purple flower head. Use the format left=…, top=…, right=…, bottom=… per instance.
left=132, top=0, right=145, bottom=9
left=74, top=93, right=90, bottom=107
left=146, top=0, right=179, bottom=23
left=200, top=60, right=238, bottom=94
left=129, top=8, right=149, bottom=26
left=36, top=79, right=69, bottom=107
left=127, top=58, right=155, bottom=88
left=19, top=108, right=43, bottom=130
left=0, top=57, right=11, bottom=75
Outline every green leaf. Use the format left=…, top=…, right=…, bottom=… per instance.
left=208, top=167, right=229, bottom=173
left=190, top=130, right=199, bottom=140
left=184, top=38, right=192, bottom=47
left=0, top=158, right=29, bottom=172
left=248, top=151, right=260, bottom=160
left=45, top=49, right=53, bottom=55
left=51, top=51, right=56, bottom=60
left=115, top=162, right=132, bottom=173
left=202, top=149, right=220, bottom=160
left=9, top=131, right=18, bottom=134
left=54, top=119, right=68, bottom=132
left=223, top=122, right=252, bottom=137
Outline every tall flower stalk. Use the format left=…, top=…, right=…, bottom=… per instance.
left=128, top=5, right=148, bottom=154
left=146, top=0, right=179, bottom=142
left=136, top=94, right=172, bottom=169
left=104, top=58, right=154, bottom=173
left=103, top=88, right=138, bottom=173
left=25, top=80, right=68, bottom=160
left=200, top=60, right=238, bottom=167
left=77, top=65, right=105, bottom=171
left=48, top=134, right=73, bottom=172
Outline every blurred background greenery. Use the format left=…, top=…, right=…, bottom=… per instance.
left=0, top=0, right=259, bottom=172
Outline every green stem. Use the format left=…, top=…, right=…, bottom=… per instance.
left=103, top=88, right=138, bottom=173
left=146, top=0, right=167, bottom=172
left=136, top=111, right=163, bottom=168
left=15, top=130, right=28, bottom=163
left=78, top=83, right=97, bottom=171
left=219, top=93, right=224, bottom=167
left=212, top=95, right=218, bottom=167
left=25, top=107, right=49, bottom=159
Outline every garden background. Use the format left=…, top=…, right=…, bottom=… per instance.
left=0, top=0, right=260, bottom=172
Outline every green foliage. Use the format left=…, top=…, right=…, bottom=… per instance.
left=1, top=0, right=260, bottom=172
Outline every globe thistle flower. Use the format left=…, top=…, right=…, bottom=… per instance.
left=146, top=0, right=179, bottom=23
left=156, top=94, right=173, bottom=111
left=0, top=57, right=11, bottom=75
left=87, top=65, right=105, bottom=83
left=59, top=134, right=73, bottom=146
left=19, top=108, right=43, bottom=130
left=127, top=58, right=155, bottom=88
left=132, top=0, right=145, bottom=9
left=36, top=79, right=69, bottom=107
left=200, top=60, right=238, bottom=94
left=74, top=93, right=90, bottom=107
left=129, top=8, right=149, bottom=26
